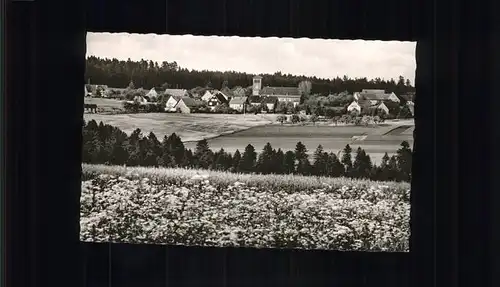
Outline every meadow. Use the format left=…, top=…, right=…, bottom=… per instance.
left=184, top=124, right=414, bottom=165
left=83, top=112, right=414, bottom=165
left=83, top=113, right=279, bottom=142
left=81, top=164, right=410, bottom=252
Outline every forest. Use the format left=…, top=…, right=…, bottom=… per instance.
left=85, top=56, right=416, bottom=96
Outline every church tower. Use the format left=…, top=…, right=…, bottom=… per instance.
left=252, top=75, right=262, bottom=96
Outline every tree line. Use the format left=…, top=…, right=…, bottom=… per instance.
left=86, top=56, right=416, bottom=96
left=82, top=120, right=412, bottom=183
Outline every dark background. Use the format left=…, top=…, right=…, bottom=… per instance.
left=4, top=0, right=498, bottom=287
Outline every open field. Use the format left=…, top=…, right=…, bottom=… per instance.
left=84, top=113, right=280, bottom=142
left=84, top=112, right=414, bottom=165
left=81, top=164, right=410, bottom=251
left=184, top=124, right=414, bottom=165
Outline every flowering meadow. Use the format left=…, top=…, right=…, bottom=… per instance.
left=80, top=164, right=411, bottom=252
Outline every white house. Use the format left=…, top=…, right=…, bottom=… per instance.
left=146, top=88, right=158, bottom=99
left=201, top=90, right=214, bottom=102
left=165, top=95, right=181, bottom=112
left=229, top=97, right=248, bottom=112
left=174, top=97, right=204, bottom=114
left=377, top=102, right=390, bottom=115
left=347, top=101, right=361, bottom=113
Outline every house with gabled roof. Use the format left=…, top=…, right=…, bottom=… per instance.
left=165, top=95, right=181, bottom=112
left=146, top=88, right=158, bottom=99
left=229, top=97, right=249, bottom=112
left=174, top=97, right=204, bottom=114
left=347, top=101, right=362, bottom=113
left=354, top=89, right=400, bottom=103
left=201, top=90, right=215, bottom=102
left=207, top=92, right=229, bottom=111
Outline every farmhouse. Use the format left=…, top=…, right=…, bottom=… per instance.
left=164, top=88, right=188, bottom=98
left=146, top=88, right=158, bottom=99
left=207, top=92, right=229, bottom=111
left=229, top=97, right=249, bottom=112
left=354, top=89, right=400, bottom=103
left=174, top=97, right=204, bottom=114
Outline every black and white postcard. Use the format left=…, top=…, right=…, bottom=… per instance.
left=81, top=33, right=415, bottom=252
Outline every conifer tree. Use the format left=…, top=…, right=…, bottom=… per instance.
left=376, top=152, right=391, bottom=181
left=326, top=152, right=345, bottom=177
left=313, top=145, right=328, bottom=176
left=341, top=144, right=353, bottom=176
left=396, top=141, right=412, bottom=182
left=126, top=129, right=143, bottom=166
left=213, top=148, right=226, bottom=170
left=283, top=151, right=296, bottom=174
left=109, top=129, right=129, bottom=165
left=232, top=150, right=242, bottom=172
left=194, top=139, right=213, bottom=169
left=167, top=133, right=186, bottom=167
left=256, top=143, right=274, bottom=174
left=388, top=155, right=399, bottom=181
left=295, top=142, right=311, bottom=175
left=239, top=144, right=257, bottom=173
left=273, top=149, right=285, bottom=174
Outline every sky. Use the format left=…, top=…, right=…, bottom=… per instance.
left=86, top=32, right=416, bottom=83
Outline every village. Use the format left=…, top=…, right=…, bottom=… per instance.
left=84, top=75, right=415, bottom=119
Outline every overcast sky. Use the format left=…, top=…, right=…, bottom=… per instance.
left=86, top=32, right=416, bottom=83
